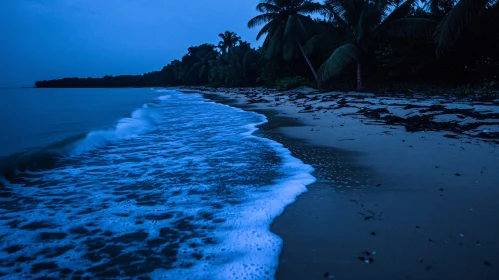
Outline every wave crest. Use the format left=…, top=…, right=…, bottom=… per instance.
left=1, top=102, right=162, bottom=178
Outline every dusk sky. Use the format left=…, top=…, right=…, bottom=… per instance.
left=0, top=0, right=262, bottom=87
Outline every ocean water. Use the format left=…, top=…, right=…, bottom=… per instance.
left=0, top=88, right=315, bottom=279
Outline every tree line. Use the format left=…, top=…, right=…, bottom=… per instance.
left=35, top=0, right=498, bottom=92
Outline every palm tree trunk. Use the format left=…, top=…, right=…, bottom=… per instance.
left=296, top=40, right=321, bottom=88
left=356, top=60, right=363, bottom=92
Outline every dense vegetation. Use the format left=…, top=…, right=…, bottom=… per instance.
left=35, top=0, right=499, bottom=93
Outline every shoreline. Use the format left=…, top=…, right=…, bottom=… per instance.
left=184, top=88, right=499, bottom=279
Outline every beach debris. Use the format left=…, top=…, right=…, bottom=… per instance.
left=358, top=249, right=377, bottom=264
left=455, top=173, right=461, bottom=176
left=476, top=241, right=481, bottom=247
left=359, top=254, right=375, bottom=263
left=371, top=231, right=376, bottom=236
left=484, top=261, right=492, bottom=266
left=428, top=238, right=433, bottom=243
left=363, top=214, right=374, bottom=220
left=419, top=258, right=424, bottom=263
left=444, top=134, right=458, bottom=139
left=353, top=200, right=382, bottom=221
left=416, top=225, right=420, bottom=229
left=366, top=212, right=382, bottom=220
left=376, top=183, right=382, bottom=187
left=459, top=234, right=464, bottom=237
left=439, top=188, right=444, bottom=191
left=324, top=272, right=335, bottom=279
left=435, top=165, right=440, bottom=168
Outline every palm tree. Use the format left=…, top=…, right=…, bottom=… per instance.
left=319, top=0, right=437, bottom=90
left=210, top=41, right=262, bottom=86
left=432, top=0, right=498, bottom=56
left=181, top=44, right=219, bottom=85
left=217, top=31, right=241, bottom=54
left=248, top=0, right=324, bottom=87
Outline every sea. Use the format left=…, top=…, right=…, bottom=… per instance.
left=0, top=88, right=315, bottom=279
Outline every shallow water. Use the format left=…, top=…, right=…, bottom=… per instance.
left=0, top=88, right=163, bottom=157
left=0, top=89, right=315, bottom=279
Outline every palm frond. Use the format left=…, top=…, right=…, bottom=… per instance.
left=326, top=0, right=349, bottom=22
left=319, top=43, right=359, bottom=81
left=248, top=13, right=278, bottom=28
left=434, top=0, right=490, bottom=56
left=487, top=0, right=499, bottom=8
left=284, top=15, right=309, bottom=42
left=305, top=32, right=344, bottom=57
left=265, top=25, right=284, bottom=59
left=282, top=40, right=297, bottom=61
left=305, top=33, right=329, bottom=55
left=298, top=1, right=325, bottom=13
left=257, top=20, right=279, bottom=40
left=256, top=2, right=281, bottom=13
left=381, top=0, right=416, bottom=24
left=330, top=0, right=361, bottom=27
left=427, top=0, right=441, bottom=15
left=325, top=5, right=350, bottom=28
left=283, top=15, right=298, bottom=40
left=378, top=18, right=438, bottom=37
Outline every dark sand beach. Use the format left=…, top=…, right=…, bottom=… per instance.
left=186, top=88, right=499, bottom=280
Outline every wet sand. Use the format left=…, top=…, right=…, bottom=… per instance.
left=184, top=88, right=499, bottom=280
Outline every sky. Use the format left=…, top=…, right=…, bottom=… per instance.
left=0, top=0, right=262, bottom=87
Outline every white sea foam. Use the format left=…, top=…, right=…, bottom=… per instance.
left=0, top=89, right=315, bottom=280
left=64, top=107, right=159, bottom=156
